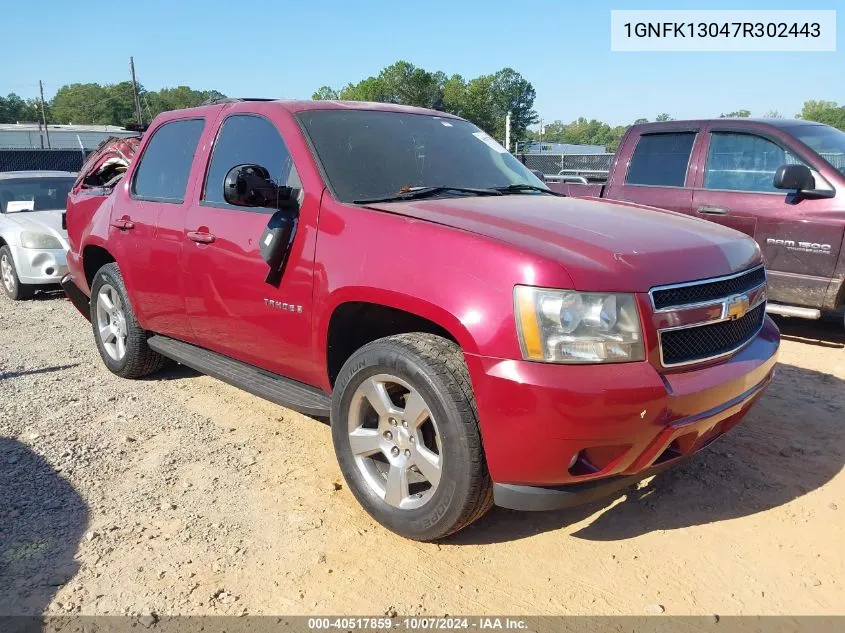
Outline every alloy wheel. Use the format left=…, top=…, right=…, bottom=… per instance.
left=96, top=283, right=128, bottom=361
left=347, top=374, right=443, bottom=510
left=1, top=254, right=15, bottom=293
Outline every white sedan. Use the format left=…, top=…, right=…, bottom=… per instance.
left=0, top=171, right=76, bottom=300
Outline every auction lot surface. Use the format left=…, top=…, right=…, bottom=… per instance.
left=1, top=294, right=843, bottom=616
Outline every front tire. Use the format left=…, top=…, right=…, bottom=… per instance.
left=90, top=263, right=165, bottom=379
left=0, top=245, right=34, bottom=300
left=331, top=333, right=493, bottom=541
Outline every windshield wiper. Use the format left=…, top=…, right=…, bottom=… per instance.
left=353, top=186, right=503, bottom=204
left=493, top=184, right=565, bottom=196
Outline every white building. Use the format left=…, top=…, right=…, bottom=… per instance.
left=0, top=123, right=137, bottom=151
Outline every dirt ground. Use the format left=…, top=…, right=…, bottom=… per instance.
left=1, top=292, right=843, bottom=617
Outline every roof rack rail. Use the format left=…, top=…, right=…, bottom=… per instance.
left=200, top=97, right=278, bottom=106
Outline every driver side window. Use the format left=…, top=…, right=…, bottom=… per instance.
left=704, top=132, right=805, bottom=193
left=203, top=114, right=300, bottom=208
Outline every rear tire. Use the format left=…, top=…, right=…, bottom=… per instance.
left=90, top=262, right=165, bottom=379
left=0, top=246, right=34, bottom=301
left=331, top=333, right=493, bottom=541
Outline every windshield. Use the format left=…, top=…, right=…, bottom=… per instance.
left=787, top=124, right=845, bottom=176
left=297, top=109, right=547, bottom=203
left=0, top=177, right=74, bottom=213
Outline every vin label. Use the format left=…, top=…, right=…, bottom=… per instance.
left=611, top=10, right=836, bottom=51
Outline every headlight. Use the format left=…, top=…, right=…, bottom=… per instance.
left=20, top=231, right=62, bottom=250
left=514, top=286, right=645, bottom=363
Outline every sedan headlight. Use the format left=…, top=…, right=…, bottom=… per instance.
left=20, top=231, right=62, bottom=250
left=514, top=286, right=645, bottom=363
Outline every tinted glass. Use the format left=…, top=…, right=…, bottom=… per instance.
left=297, top=110, right=545, bottom=203
left=704, top=133, right=804, bottom=193
left=626, top=133, right=696, bottom=187
left=787, top=124, right=845, bottom=176
left=132, top=118, right=205, bottom=202
left=0, top=177, right=74, bottom=212
left=203, top=115, right=296, bottom=205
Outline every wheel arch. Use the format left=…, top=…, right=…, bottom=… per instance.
left=82, top=244, right=116, bottom=291
left=322, top=290, right=477, bottom=389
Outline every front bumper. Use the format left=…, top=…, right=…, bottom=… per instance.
left=466, top=316, right=780, bottom=510
left=11, top=245, right=67, bottom=285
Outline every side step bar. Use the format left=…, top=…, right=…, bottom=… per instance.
left=147, top=335, right=332, bottom=418
left=765, top=303, right=821, bottom=320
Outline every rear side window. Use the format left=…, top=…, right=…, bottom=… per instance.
left=626, top=132, right=696, bottom=187
left=203, top=114, right=298, bottom=207
left=132, top=118, right=205, bottom=202
left=704, top=132, right=805, bottom=193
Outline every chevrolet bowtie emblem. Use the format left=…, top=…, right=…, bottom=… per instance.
left=726, top=293, right=751, bottom=320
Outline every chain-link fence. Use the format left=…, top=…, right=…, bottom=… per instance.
left=0, top=149, right=87, bottom=173
left=519, top=153, right=613, bottom=181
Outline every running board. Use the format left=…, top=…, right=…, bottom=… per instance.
left=765, top=303, right=821, bottom=320
left=147, top=335, right=331, bottom=418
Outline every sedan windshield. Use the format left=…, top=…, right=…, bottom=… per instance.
left=297, top=109, right=547, bottom=203
left=0, top=177, right=74, bottom=213
left=787, top=124, right=845, bottom=176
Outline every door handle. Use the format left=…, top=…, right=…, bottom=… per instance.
left=187, top=230, right=216, bottom=244
left=110, top=218, right=135, bottom=230
left=697, top=205, right=730, bottom=215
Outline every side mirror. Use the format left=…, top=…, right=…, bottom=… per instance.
left=773, top=164, right=814, bottom=192
left=531, top=169, right=547, bottom=183
left=223, top=164, right=293, bottom=209
left=260, top=209, right=298, bottom=285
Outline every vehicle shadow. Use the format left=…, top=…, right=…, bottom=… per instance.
left=449, top=362, right=844, bottom=545
left=771, top=315, right=844, bottom=349
left=30, top=288, right=66, bottom=301
left=0, top=364, right=80, bottom=381
left=0, top=438, right=88, bottom=615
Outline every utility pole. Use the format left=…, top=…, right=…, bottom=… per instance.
left=39, top=80, right=51, bottom=149
left=505, top=111, right=512, bottom=153
left=129, top=56, right=143, bottom=128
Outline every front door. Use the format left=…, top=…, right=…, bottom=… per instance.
left=693, top=130, right=843, bottom=307
left=109, top=117, right=206, bottom=337
left=606, top=129, right=700, bottom=214
left=180, top=112, right=317, bottom=384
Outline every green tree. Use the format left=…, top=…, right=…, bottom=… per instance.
left=720, top=109, right=752, bottom=118
left=50, top=83, right=107, bottom=124
left=0, top=93, right=41, bottom=123
left=145, top=86, right=225, bottom=118
left=312, top=86, right=339, bottom=100
left=798, top=100, right=845, bottom=130
left=633, top=118, right=649, bottom=125
left=655, top=112, right=674, bottom=121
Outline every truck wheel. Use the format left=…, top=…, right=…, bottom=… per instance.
left=0, top=246, right=34, bottom=300
left=331, top=333, right=493, bottom=541
left=90, top=262, right=165, bottom=379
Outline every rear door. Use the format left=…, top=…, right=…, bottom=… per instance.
left=180, top=111, right=317, bottom=384
left=693, top=128, right=842, bottom=308
left=109, top=117, right=205, bottom=337
left=604, top=128, right=702, bottom=214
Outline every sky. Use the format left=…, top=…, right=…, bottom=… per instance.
left=1, top=0, right=842, bottom=126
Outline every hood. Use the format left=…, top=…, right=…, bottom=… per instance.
left=363, top=195, right=761, bottom=292
left=4, top=209, right=68, bottom=246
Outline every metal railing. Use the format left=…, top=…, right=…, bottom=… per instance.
left=519, top=153, right=613, bottom=182
left=0, top=149, right=87, bottom=173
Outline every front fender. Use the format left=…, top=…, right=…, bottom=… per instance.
left=312, top=203, right=573, bottom=378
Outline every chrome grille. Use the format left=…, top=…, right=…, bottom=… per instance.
left=651, top=266, right=767, bottom=367
left=661, top=304, right=766, bottom=366
left=652, top=266, right=766, bottom=310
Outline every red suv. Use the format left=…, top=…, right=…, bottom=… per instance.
left=63, top=99, right=779, bottom=540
